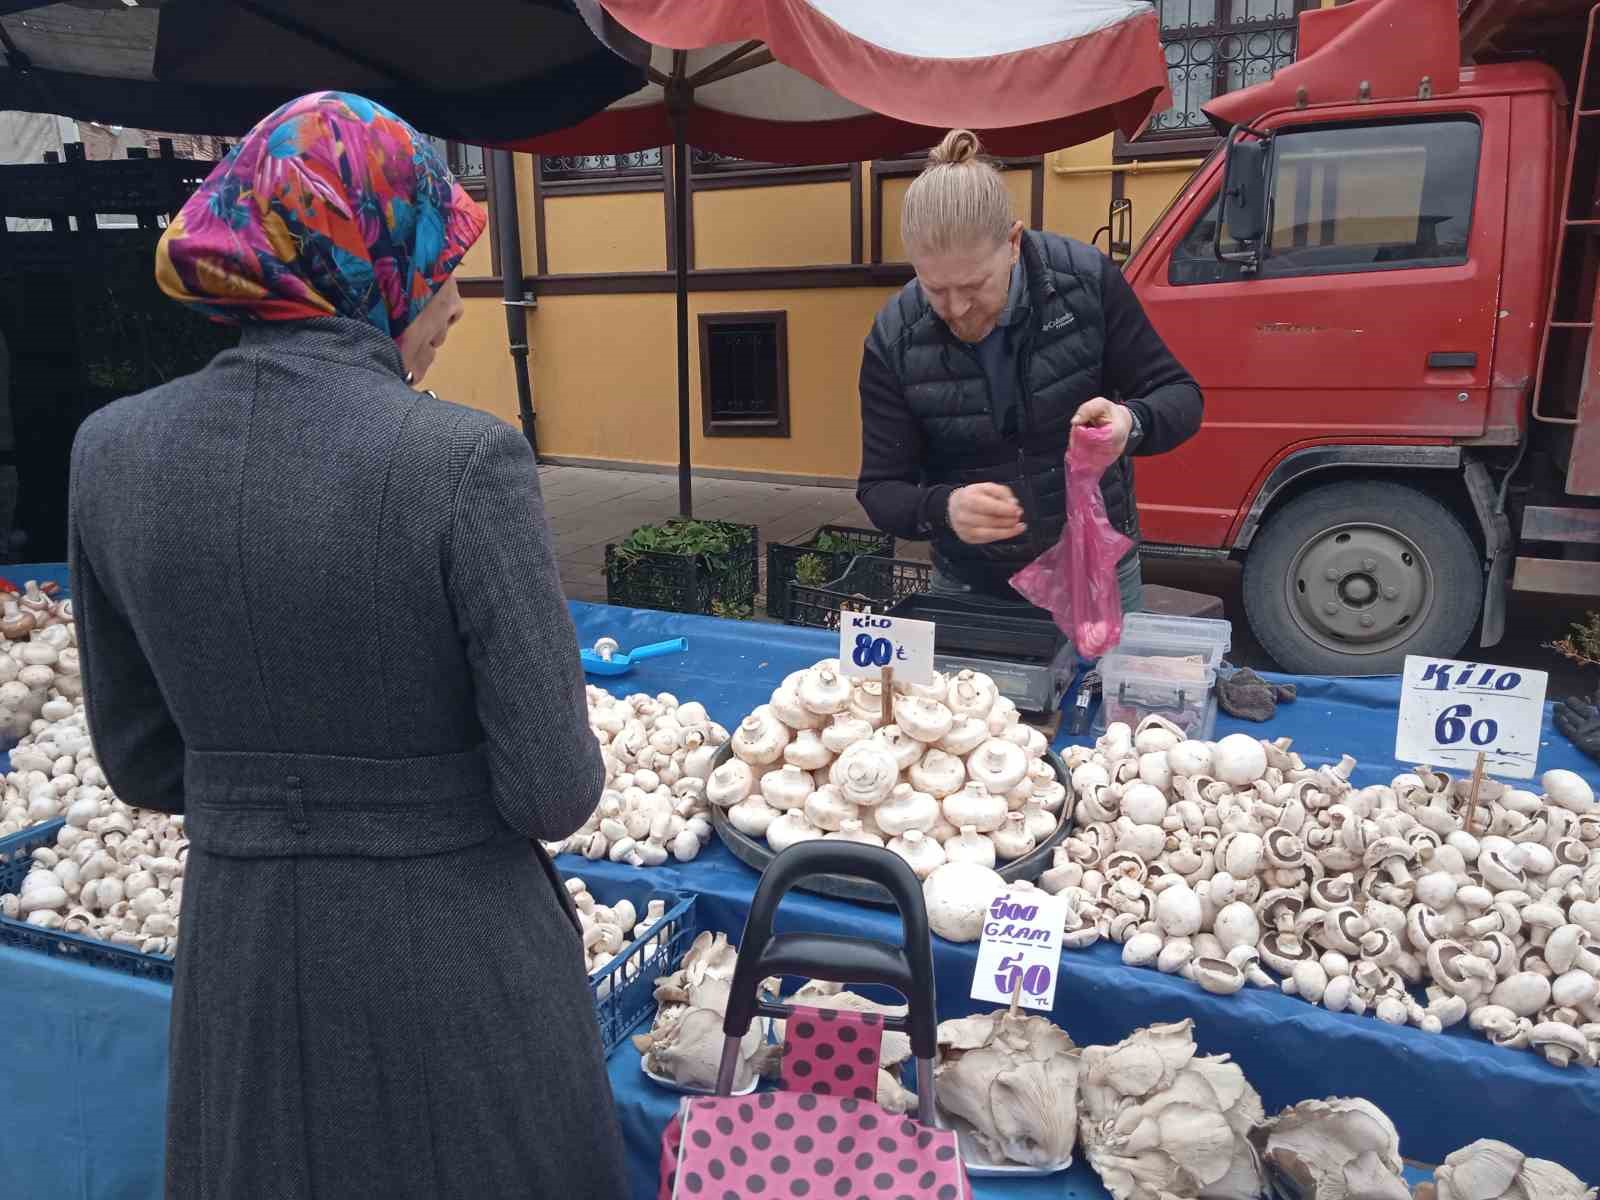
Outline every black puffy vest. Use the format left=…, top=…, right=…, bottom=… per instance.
left=868, top=230, right=1139, bottom=593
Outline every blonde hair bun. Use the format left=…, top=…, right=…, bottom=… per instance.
left=930, top=129, right=983, bottom=166
left=902, top=129, right=1014, bottom=255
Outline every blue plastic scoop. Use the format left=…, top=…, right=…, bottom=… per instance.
left=580, top=636, right=688, bottom=676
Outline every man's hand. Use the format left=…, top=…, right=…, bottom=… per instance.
left=1072, top=397, right=1133, bottom=457
left=948, top=482, right=1025, bottom=545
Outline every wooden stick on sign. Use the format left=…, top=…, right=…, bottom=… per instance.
left=1009, top=964, right=1024, bottom=1017
left=881, top=665, right=894, bottom=727
left=1464, top=751, right=1486, bottom=837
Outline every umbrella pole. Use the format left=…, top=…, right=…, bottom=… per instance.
left=670, top=110, right=693, bottom=518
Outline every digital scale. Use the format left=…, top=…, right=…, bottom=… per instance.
left=886, top=593, right=1075, bottom=715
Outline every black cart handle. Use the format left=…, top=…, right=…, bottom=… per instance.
left=723, top=841, right=939, bottom=1060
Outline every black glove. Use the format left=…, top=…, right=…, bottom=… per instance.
left=1554, top=690, right=1600, bottom=762
left=1216, top=667, right=1297, bottom=723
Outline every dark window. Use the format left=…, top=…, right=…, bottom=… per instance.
left=699, top=312, right=789, bottom=438
left=537, top=149, right=664, bottom=183
left=691, top=148, right=770, bottom=174
left=425, top=137, right=486, bottom=181
left=1169, top=118, right=1482, bottom=285
left=1168, top=193, right=1248, bottom=285
left=1125, top=0, right=1314, bottom=155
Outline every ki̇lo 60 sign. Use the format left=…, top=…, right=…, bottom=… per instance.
left=1395, top=656, right=1548, bottom=780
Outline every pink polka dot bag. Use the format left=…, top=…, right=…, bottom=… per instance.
left=657, top=843, right=970, bottom=1200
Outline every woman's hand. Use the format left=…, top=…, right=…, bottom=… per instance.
left=948, top=482, right=1025, bottom=544
left=1071, top=397, right=1133, bottom=457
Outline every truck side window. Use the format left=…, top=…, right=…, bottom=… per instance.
left=1168, top=195, right=1248, bottom=286
left=1260, top=117, right=1480, bottom=277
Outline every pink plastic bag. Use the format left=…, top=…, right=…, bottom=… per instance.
left=1010, top=423, right=1133, bottom=656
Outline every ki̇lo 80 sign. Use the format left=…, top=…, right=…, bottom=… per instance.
left=1395, top=656, right=1549, bottom=780
left=838, top=612, right=936, bottom=687
left=971, top=889, right=1067, bottom=1012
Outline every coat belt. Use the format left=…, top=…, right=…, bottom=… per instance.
left=183, top=746, right=505, bottom=858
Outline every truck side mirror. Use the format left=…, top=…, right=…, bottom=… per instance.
left=1216, top=128, right=1271, bottom=268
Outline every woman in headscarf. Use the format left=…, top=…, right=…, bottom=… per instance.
left=69, top=92, right=626, bottom=1199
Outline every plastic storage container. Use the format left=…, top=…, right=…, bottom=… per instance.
left=1096, top=616, right=1232, bottom=739
left=1118, top=612, right=1232, bottom=656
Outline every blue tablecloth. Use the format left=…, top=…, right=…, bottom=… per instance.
left=567, top=602, right=1600, bottom=1196
left=2, top=592, right=1597, bottom=1200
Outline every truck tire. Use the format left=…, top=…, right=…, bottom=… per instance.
left=1241, top=480, right=1481, bottom=675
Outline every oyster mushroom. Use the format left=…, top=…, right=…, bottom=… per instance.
left=934, top=1009, right=1080, bottom=1169
left=1249, top=1097, right=1409, bottom=1200
left=1077, top=1019, right=1264, bottom=1200
left=1425, top=1138, right=1595, bottom=1200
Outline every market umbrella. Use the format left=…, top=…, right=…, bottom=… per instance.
left=515, top=0, right=1170, bottom=517
left=0, top=0, right=648, bottom=141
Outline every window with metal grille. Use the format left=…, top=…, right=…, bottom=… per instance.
left=1125, top=1, right=1316, bottom=154
left=537, top=148, right=664, bottom=183
left=699, top=312, right=789, bottom=437
left=424, top=137, right=486, bottom=182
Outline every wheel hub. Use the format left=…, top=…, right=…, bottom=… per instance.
left=1288, top=523, right=1432, bottom=654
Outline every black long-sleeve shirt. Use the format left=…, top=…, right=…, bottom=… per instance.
left=857, top=251, right=1202, bottom=541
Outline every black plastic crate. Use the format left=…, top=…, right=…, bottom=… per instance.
left=787, top=556, right=933, bottom=631
left=604, top=520, right=759, bottom=618
left=888, top=592, right=1066, bottom=663
left=765, top=525, right=893, bottom=620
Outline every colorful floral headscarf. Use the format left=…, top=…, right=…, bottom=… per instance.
left=157, top=91, right=486, bottom=338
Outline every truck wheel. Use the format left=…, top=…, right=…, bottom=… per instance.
left=1241, top=481, right=1481, bottom=675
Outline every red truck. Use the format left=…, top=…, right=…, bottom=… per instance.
left=1128, top=0, right=1600, bottom=674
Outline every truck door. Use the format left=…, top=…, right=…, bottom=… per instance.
left=1131, top=105, right=1508, bottom=551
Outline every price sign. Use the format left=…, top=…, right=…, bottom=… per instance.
left=970, top=889, right=1067, bottom=1012
left=838, top=611, right=936, bottom=687
left=1395, top=656, right=1548, bottom=779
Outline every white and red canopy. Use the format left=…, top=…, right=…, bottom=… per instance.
left=518, top=0, right=1170, bottom=161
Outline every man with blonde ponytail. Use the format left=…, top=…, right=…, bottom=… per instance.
left=857, top=129, right=1201, bottom=614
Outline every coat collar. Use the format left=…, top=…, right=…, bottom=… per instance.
left=238, top=317, right=408, bottom=380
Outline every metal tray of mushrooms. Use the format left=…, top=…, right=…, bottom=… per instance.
left=709, top=744, right=1074, bottom=907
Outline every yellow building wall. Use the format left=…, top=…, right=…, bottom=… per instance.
left=456, top=226, right=495, bottom=279
left=1045, top=136, right=1116, bottom=245
left=544, top=191, right=666, bottom=274
left=523, top=288, right=895, bottom=479
left=427, top=296, right=519, bottom=422
left=694, top=181, right=853, bottom=268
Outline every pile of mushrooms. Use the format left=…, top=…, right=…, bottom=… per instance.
left=544, top=687, right=728, bottom=867
left=632, top=931, right=779, bottom=1091
left=563, top=876, right=667, bottom=983
left=931, top=1014, right=1593, bottom=1200
left=706, top=660, right=1064, bottom=879
left=1027, top=714, right=1600, bottom=1066
left=2, top=786, right=184, bottom=957
left=0, top=704, right=99, bottom=836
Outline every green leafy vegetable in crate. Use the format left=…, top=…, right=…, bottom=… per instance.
left=614, top=518, right=749, bottom=563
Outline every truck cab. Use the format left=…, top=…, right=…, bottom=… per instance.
left=1126, top=0, right=1598, bottom=674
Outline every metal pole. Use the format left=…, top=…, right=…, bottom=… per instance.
left=489, top=149, right=538, bottom=458
left=670, top=105, right=693, bottom=518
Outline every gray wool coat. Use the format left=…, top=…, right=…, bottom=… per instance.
left=67, top=318, right=627, bottom=1200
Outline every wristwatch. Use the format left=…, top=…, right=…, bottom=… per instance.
left=1123, top=404, right=1145, bottom=454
